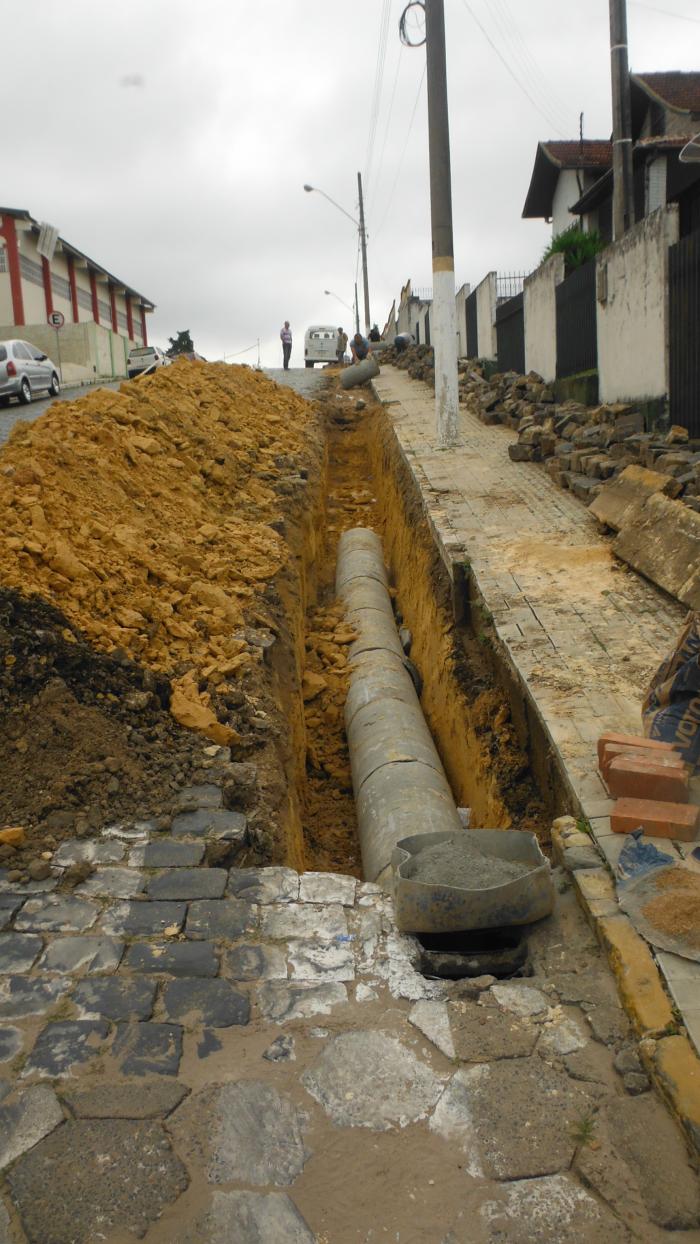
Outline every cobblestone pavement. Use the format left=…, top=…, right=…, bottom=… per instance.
left=0, top=779, right=699, bottom=1242
left=373, top=367, right=700, bottom=1057
left=264, top=367, right=330, bottom=400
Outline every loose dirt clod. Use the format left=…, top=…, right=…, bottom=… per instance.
left=406, top=833, right=532, bottom=889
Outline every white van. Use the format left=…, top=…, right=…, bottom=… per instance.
left=304, top=325, right=340, bottom=369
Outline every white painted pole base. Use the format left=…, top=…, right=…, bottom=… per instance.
left=433, top=265, right=459, bottom=447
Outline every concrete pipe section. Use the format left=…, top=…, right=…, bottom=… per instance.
left=336, top=527, right=464, bottom=886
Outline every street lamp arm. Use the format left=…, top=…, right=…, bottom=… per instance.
left=324, top=290, right=354, bottom=314
left=303, top=184, right=359, bottom=228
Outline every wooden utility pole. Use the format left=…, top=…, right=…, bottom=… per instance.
left=425, top=0, right=459, bottom=447
left=609, top=0, right=634, bottom=239
left=357, top=172, right=371, bottom=333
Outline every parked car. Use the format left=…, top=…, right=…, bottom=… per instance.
left=304, top=325, right=340, bottom=369
left=127, top=345, right=169, bottom=378
left=0, top=339, right=60, bottom=405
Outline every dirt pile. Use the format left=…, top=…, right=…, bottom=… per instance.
left=0, top=360, right=321, bottom=744
left=641, top=868, right=700, bottom=948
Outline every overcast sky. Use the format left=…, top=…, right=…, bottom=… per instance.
left=4, top=0, right=698, bottom=366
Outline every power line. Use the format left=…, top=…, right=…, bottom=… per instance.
left=374, top=63, right=427, bottom=238
left=459, top=0, right=570, bottom=138
left=369, top=43, right=405, bottom=215
left=489, top=0, right=577, bottom=132
left=630, top=0, right=700, bottom=22
left=364, top=0, right=392, bottom=195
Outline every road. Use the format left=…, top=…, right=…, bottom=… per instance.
left=0, top=379, right=122, bottom=448
left=264, top=367, right=330, bottom=399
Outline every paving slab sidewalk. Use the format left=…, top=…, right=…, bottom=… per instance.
left=373, top=367, right=700, bottom=1075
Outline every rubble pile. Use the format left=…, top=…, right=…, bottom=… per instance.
left=461, top=366, right=700, bottom=509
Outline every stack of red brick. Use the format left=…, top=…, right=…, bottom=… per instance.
left=598, top=732, right=699, bottom=840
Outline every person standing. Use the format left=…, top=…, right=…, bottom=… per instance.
left=280, top=321, right=292, bottom=370
left=336, top=327, right=348, bottom=365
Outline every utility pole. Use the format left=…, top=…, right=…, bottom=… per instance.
left=609, top=0, right=634, bottom=239
left=354, top=281, right=360, bottom=335
left=357, top=172, right=371, bottom=333
left=425, top=0, right=459, bottom=447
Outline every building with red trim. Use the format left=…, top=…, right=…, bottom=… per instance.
left=0, top=207, right=155, bottom=383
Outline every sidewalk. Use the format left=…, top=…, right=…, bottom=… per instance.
left=373, top=366, right=700, bottom=1061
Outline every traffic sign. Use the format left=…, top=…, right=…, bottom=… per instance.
left=48, top=310, right=65, bottom=329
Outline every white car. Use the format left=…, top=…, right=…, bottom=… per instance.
left=304, top=325, right=340, bottom=369
left=0, top=339, right=60, bottom=405
left=127, top=345, right=169, bottom=378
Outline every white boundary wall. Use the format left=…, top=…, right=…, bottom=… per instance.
left=596, top=205, right=679, bottom=403
left=524, top=254, right=565, bottom=383
left=475, top=272, right=497, bottom=360
left=455, top=283, right=470, bottom=357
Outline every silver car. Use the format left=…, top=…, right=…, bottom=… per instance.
left=0, top=339, right=60, bottom=405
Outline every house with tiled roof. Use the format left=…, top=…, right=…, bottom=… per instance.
left=522, top=140, right=613, bottom=238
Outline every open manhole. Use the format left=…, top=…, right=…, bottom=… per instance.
left=417, top=926, right=529, bottom=980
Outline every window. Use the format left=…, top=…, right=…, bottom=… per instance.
left=18, top=253, right=43, bottom=287
left=76, top=286, right=93, bottom=312
left=13, top=342, right=32, bottom=359
left=117, top=311, right=129, bottom=333
left=52, top=273, right=71, bottom=301
left=98, top=298, right=112, bottom=324
left=0, top=249, right=7, bottom=274
left=0, top=346, right=6, bottom=361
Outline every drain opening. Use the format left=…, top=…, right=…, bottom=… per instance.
left=417, top=926, right=530, bottom=980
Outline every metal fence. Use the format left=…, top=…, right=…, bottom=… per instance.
left=466, top=289, right=478, bottom=357
left=496, top=271, right=529, bottom=303
left=496, top=292, right=525, bottom=374
left=555, top=260, right=597, bottom=379
left=669, top=228, right=700, bottom=437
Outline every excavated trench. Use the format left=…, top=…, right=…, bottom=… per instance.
left=278, top=378, right=548, bottom=879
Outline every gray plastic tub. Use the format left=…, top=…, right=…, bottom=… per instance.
left=392, top=829, right=554, bottom=933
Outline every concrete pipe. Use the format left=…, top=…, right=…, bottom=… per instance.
left=340, top=356, right=380, bottom=389
left=337, top=528, right=463, bottom=886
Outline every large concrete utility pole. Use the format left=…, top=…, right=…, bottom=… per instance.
left=609, top=0, right=634, bottom=239
left=425, top=0, right=459, bottom=447
left=357, top=172, right=371, bottom=333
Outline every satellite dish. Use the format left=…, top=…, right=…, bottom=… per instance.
left=680, top=132, right=700, bottom=164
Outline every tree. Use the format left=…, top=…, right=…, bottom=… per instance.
left=167, top=330, right=195, bottom=357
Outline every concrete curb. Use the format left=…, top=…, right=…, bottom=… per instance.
left=552, top=816, right=700, bottom=1155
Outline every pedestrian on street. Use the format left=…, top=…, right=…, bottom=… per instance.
left=350, top=332, right=372, bottom=363
left=336, top=327, right=348, bottom=365
left=280, top=321, right=292, bottom=370
left=368, top=324, right=381, bottom=343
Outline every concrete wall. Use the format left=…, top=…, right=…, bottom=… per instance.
left=596, top=204, right=679, bottom=403
left=413, top=302, right=431, bottom=346
left=0, top=321, right=130, bottom=383
left=16, top=229, right=45, bottom=324
left=475, top=272, right=497, bottom=360
left=0, top=270, right=12, bottom=325
left=523, top=253, right=565, bottom=383
left=455, top=283, right=470, bottom=357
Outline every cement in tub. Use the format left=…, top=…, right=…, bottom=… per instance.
left=391, top=829, right=554, bottom=934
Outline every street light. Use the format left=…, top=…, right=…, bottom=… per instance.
left=304, top=176, right=371, bottom=333
left=325, top=288, right=358, bottom=336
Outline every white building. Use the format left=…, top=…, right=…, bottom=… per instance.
left=0, top=207, right=155, bottom=384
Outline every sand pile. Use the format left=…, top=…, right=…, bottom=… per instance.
left=0, top=360, right=321, bottom=744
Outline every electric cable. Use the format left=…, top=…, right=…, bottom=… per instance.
left=489, top=0, right=578, bottom=133
left=364, top=0, right=392, bottom=197
left=369, top=42, right=405, bottom=215
left=630, top=0, right=700, bottom=22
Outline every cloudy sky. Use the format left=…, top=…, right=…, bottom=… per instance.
left=5, top=0, right=698, bottom=365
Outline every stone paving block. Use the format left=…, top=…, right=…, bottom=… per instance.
left=288, top=940, right=355, bottom=982
left=53, top=840, right=125, bottom=867
left=469, top=1173, right=630, bottom=1243
left=538, top=1014, right=588, bottom=1057
left=73, top=976, right=157, bottom=1022
left=490, top=984, right=549, bottom=1018
left=14, top=896, right=98, bottom=934
left=175, top=1190, right=315, bottom=1244
left=111, top=1023, right=183, bottom=1077
left=24, top=1021, right=109, bottom=1079
left=0, top=897, right=22, bottom=930
left=448, top=1003, right=537, bottom=1062
left=123, top=940, right=219, bottom=977
left=171, top=1080, right=310, bottom=1185
left=298, top=872, right=357, bottom=906
left=409, top=1000, right=456, bottom=1059
left=185, top=898, right=258, bottom=941
left=37, top=936, right=124, bottom=975
left=6, top=1119, right=188, bottom=1243
left=227, top=943, right=288, bottom=981
left=172, top=807, right=248, bottom=841
left=65, top=1081, right=188, bottom=1119
left=0, top=934, right=43, bottom=974
left=257, top=981, right=348, bottom=1024
left=0, top=1085, right=64, bottom=1171
left=161, top=978, right=250, bottom=1027
left=176, top=783, right=223, bottom=811
left=603, top=1093, right=700, bottom=1229
left=302, top=1030, right=445, bottom=1130
left=228, top=866, right=299, bottom=904
left=0, top=1026, right=23, bottom=1062
left=263, top=1034, right=296, bottom=1063
left=130, top=840, right=205, bottom=868
left=148, top=868, right=228, bottom=900
left=261, top=902, right=348, bottom=942
left=597, top=915, right=674, bottom=1036
left=651, top=1035, right=700, bottom=1151
left=76, top=867, right=145, bottom=899
left=0, top=978, right=69, bottom=1020
left=101, top=899, right=187, bottom=937
left=443, top=1058, right=586, bottom=1179
left=0, top=873, right=56, bottom=896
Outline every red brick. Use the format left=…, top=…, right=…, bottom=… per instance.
left=597, top=731, right=678, bottom=768
left=600, top=742, right=686, bottom=781
left=611, top=798, right=699, bottom=841
left=607, top=755, right=689, bottom=803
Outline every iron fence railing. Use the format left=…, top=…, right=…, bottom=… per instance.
left=669, top=227, right=700, bottom=437
left=555, top=260, right=597, bottom=379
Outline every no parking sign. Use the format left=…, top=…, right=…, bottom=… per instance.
left=47, top=310, right=65, bottom=381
